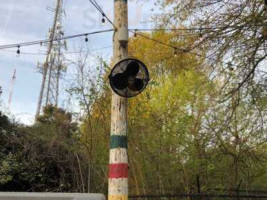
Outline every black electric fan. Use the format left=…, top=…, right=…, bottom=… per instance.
left=109, top=58, right=149, bottom=98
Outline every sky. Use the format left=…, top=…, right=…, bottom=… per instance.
left=0, top=0, right=156, bottom=125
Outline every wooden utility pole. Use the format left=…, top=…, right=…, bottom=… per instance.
left=108, top=0, right=128, bottom=200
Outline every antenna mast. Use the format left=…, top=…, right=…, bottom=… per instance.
left=36, top=0, right=66, bottom=119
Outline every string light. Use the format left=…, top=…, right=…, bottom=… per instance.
left=85, top=34, right=89, bottom=42
left=134, top=29, right=137, bottom=37
left=0, top=45, right=113, bottom=56
left=129, top=30, right=239, bottom=68
left=102, top=14, right=106, bottom=25
left=0, top=29, right=114, bottom=50
left=228, top=62, right=234, bottom=71
left=199, top=28, right=203, bottom=38
left=129, top=25, right=266, bottom=32
left=88, top=0, right=117, bottom=29
left=174, top=48, right=178, bottom=57
left=16, top=46, right=20, bottom=55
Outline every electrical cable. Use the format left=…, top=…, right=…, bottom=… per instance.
left=93, top=0, right=116, bottom=29
left=0, top=29, right=114, bottom=50
left=88, top=0, right=117, bottom=29
left=91, top=0, right=103, bottom=12
left=88, top=0, right=102, bottom=13
left=0, top=46, right=113, bottom=56
left=129, top=24, right=266, bottom=32
left=129, top=30, right=236, bottom=67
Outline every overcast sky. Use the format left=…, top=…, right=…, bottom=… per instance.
left=0, top=0, right=156, bottom=125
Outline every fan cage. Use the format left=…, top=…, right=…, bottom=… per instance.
left=109, top=58, right=149, bottom=98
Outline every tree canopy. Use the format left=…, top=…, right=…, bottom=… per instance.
left=0, top=1, right=266, bottom=195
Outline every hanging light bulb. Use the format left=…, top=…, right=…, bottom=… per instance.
left=85, top=35, right=88, bottom=42
left=16, top=45, right=20, bottom=55
left=174, top=48, right=178, bottom=57
left=102, top=14, right=106, bottom=25
left=199, top=28, right=203, bottom=38
left=228, top=62, right=234, bottom=71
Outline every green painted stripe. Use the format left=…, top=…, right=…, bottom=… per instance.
left=110, top=135, right=127, bottom=149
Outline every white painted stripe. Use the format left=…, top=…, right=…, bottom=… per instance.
left=108, top=178, right=128, bottom=195
left=109, top=148, right=128, bottom=164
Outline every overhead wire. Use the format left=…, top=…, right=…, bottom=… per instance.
left=87, top=2, right=262, bottom=33
left=91, top=0, right=103, bottom=12
left=89, top=0, right=117, bottom=29
left=88, top=0, right=117, bottom=29
left=1, top=24, right=264, bottom=52
left=129, top=24, right=266, bottom=32
left=0, top=0, right=117, bottom=58
left=0, top=27, right=236, bottom=67
left=88, top=0, right=102, bottom=13
left=0, top=46, right=113, bottom=56
left=129, top=30, right=236, bottom=67
left=0, top=29, right=114, bottom=50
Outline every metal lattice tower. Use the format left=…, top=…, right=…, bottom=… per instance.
left=36, top=0, right=67, bottom=119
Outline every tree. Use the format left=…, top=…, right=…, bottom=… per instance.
left=66, top=48, right=110, bottom=193
left=0, top=106, right=84, bottom=192
left=145, top=0, right=267, bottom=98
left=72, top=31, right=267, bottom=194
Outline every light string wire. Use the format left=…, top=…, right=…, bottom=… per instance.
left=0, top=46, right=113, bottom=56
left=0, top=0, right=117, bottom=51
left=88, top=0, right=117, bottom=29
left=129, top=30, right=240, bottom=67
left=0, top=29, right=114, bottom=50
left=129, top=24, right=267, bottom=32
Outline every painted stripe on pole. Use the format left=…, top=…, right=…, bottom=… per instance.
left=109, top=163, right=128, bottom=178
left=110, top=135, right=127, bottom=149
left=109, top=148, right=128, bottom=164
left=108, top=195, right=128, bottom=200
left=108, top=178, right=128, bottom=195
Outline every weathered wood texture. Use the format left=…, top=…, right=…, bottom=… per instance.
left=109, top=1, right=128, bottom=200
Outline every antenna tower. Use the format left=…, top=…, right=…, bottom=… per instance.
left=36, top=0, right=67, bottom=119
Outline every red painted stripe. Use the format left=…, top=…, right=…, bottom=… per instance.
left=109, top=163, right=128, bottom=178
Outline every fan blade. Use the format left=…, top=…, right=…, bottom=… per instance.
left=128, top=78, right=144, bottom=91
left=126, top=61, right=140, bottom=76
left=111, top=73, right=128, bottom=90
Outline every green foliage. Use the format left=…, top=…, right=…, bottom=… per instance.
left=152, top=0, right=267, bottom=98
left=74, top=31, right=267, bottom=194
left=0, top=30, right=266, bottom=195
left=0, top=106, right=84, bottom=192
